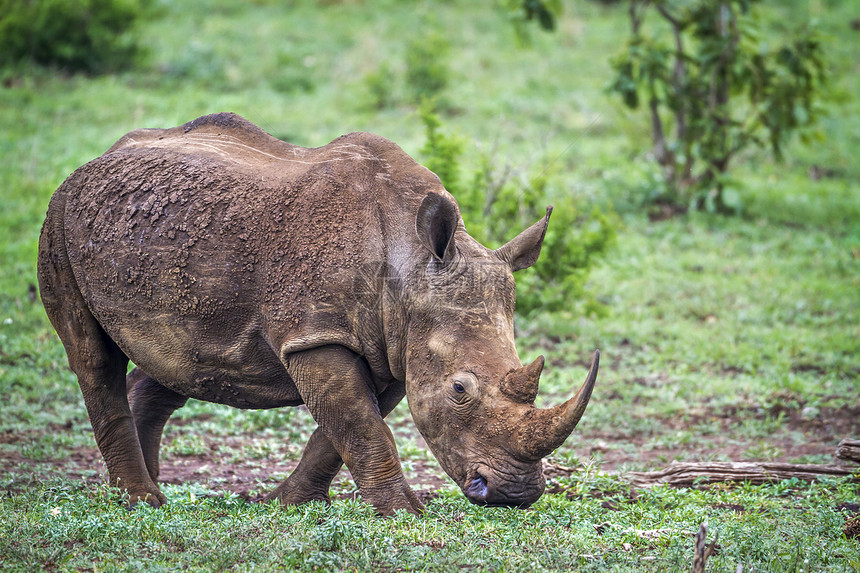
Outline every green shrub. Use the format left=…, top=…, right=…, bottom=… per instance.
left=608, top=0, right=828, bottom=214
left=500, top=0, right=562, bottom=43
left=418, top=101, right=465, bottom=192
left=419, top=105, right=616, bottom=317
left=405, top=28, right=451, bottom=103
left=0, top=0, right=149, bottom=73
left=362, top=61, right=397, bottom=110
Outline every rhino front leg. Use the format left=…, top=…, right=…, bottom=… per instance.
left=283, top=345, right=421, bottom=516
left=265, top=382, right=418, bottom=511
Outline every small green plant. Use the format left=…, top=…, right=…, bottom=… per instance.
left=362, top=61, right=397, bottom=110
left=499, top=0, right=562, bottom=43
left=419, top=105, right=616, bottom=317
left=609, top=0, right=828, bottom=213
left=0, top=0, right=151, bottom=73
left=405, top=28, right=451, bottom=103
left=418, top=102, right=465, bottom=193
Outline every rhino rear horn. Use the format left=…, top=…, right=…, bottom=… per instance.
left=494, top=206, right=552, bottom=272
left=500, top=355, right=544, bottom=403
left=416, top=193, right=458, bottom=261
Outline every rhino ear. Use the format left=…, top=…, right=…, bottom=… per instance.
left=416, top=193, right=458, bottom=262
left=494, top=206, right=552, bottom=271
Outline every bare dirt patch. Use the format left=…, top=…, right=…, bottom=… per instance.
left=0, top=437, right=451, bottom=502
left=2, top=405, right=856, bottom=501
left=572, top=404, right=860, bottom=472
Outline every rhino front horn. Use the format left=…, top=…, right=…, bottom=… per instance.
left=513, top=350, right=599, bottom=461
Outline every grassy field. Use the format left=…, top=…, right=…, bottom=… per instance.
left=1, top=0, right=858, bottom=571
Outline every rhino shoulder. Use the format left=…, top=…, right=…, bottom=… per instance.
left=326, top=131, right=417, bottom=165
left=326, top=131, right=446, bottom=196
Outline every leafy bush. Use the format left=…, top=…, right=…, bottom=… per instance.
left=499, top=0, right=562, bottom=43
left=361, top=62, right=397, bottom=110
left=0, top=0, right=149, bottom=73
left=419, top=105, right=616, bottom=317
left=405, top=28, right=451, bottom=103
left=608, top=0, right=828, bottom=213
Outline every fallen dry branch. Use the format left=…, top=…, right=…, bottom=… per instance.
left=626, top=461, right=858, bottom=488
left=836, top=439, right=860, bottom=464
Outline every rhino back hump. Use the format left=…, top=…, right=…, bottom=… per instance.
left=59, top=114, right=440, bottom=392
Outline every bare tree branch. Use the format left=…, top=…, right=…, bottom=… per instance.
left=654, top=4, right=690, bottom=186
left=654, top=3, right=681, bottom=28
left=626, top=461, right=858, bottom=488
left=630, top=0, right=651, bottom=35
left=691, top=522, right=718, bottom=573
left=837, top=439, right=860, bottom=464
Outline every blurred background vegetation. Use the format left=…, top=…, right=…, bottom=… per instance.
left=2, top=0, right=854, bottom=318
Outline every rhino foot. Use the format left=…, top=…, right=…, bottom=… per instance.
left=361, top=480, right=425, bottom=517
left=123, top=484, right=168, bottom=509
left=264, top=426, right=343, bottom=507
left=264, top=481, right=331, bottom=507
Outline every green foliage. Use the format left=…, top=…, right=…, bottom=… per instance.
left=608, top=0, right=828, bottom=213
left=0, top=0, right=150, bottom=73
left=362, top=62, right=397, bottom=110
left=418, top=101, right=465, bottom=192
left=516, top=202, right=616, bottom=317
left=269, top=48, right=317, bottom=94
left=419, top=104, right=616, bottom=317
left=500, top=0, right=562, bottom=43
left=405, top=28, right=452, bottom=103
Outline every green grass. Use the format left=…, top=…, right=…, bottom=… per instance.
left=1, top=0, right=859, bottom=570
left=2, top=478, right=858, bottom=572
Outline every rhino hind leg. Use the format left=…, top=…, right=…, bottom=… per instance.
left=265, top=427, right=343, bottom=505
left=282, top=345, right=423, bottom=516
left=38, top=197, right=165, bottom=508
left=266, top=381, right=411, bottom=508
left=47, top=309, right=165, bottom=507
left=127, top=368, right=188, bottom=482
left=39, top=280, right=165, bottom=507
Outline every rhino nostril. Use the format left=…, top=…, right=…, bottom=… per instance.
left=465, top=472, right=489, bottom=501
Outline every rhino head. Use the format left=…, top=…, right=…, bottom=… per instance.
left=401, top=193, right=599, bottom=508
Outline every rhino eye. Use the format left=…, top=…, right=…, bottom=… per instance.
left=453, top=382, right=466, bottom=393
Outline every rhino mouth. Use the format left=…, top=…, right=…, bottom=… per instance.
left=462, top=466, right=544, bottom=508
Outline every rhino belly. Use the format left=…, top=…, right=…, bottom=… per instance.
left=107, top=313, right=303, bottom=409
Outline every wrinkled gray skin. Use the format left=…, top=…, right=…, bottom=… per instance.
left=38, top=113, right=598, bottom=515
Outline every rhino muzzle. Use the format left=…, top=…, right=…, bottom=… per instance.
left=463, top=464, right=546, bottom=508
left=456, top=351, right=599, bottom=508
